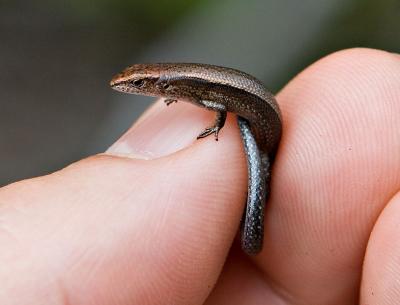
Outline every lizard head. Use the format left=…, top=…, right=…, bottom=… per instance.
left=110, top=64, right=176, bottom=98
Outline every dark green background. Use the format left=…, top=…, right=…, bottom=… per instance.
left=1, top=0, right=399, bottom=185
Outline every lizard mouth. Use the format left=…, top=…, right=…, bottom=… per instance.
left=109, top=73, right=131, bottom=93
left=109, top=80, right=129, bottom=93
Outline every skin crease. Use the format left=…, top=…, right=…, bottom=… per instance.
left=0, top=48, right=399, bottom=305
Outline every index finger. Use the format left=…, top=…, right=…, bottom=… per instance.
left=256, top=48, right=400, bottom=303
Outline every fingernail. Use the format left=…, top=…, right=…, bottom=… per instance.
left=106, top=100, right=213, bottom=159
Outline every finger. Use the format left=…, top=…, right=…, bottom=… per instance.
left=205, top=250, right=289, bottom=305
left=0, top=102, right=248, bottom=305
left=255, top=48, right=400, bottom=304
left=360, top=191, right=400, bottom=304
left=205, top=48, right=400, bottom=305
left=107, top=101, right=218, bottom=159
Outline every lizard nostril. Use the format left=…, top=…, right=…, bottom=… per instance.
left=110, top=76, right=122, bottom=87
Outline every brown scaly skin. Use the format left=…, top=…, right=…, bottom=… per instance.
left=110, top=63, right=282, bottom=255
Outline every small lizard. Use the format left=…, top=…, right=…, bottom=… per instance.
left=110, top=63, right=282, bottom=255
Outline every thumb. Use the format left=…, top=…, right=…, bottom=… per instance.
left=0, top=100, right=247, bottom=305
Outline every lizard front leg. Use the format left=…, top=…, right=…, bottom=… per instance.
left=196, top=100, right=227, bottom=141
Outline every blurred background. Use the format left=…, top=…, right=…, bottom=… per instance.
left=1, top=0, right=399, bottom=185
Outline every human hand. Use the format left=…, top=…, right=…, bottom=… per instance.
left=1, top=48, right=399, bottom=305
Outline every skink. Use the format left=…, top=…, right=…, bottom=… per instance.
left=110, top=63, right=282, bottom=255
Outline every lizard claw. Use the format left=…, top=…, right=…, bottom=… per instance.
left=197, top=126, right=220, bottom=141
left=164, top=99, right=177, bottom=106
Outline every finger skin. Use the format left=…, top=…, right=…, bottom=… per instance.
left=205, top=249, right=288, bottom=305
left=206, top=48, right=400, bottom=305
left=361, top=192, right=400, bottom=304
left=0, top=109, right=248, bottom=305
left=257, top=48, right=400, bottom=303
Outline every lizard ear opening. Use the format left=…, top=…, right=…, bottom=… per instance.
left=155, top=75, right=171, bottom=90
left=155, top=80, right=171, bottom=91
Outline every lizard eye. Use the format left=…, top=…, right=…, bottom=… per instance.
left=132, top=79, right=145, bottom=87
left=162, top=83, right=170, bottom=89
